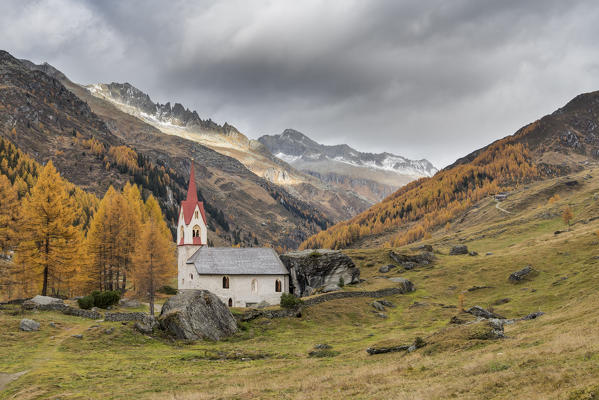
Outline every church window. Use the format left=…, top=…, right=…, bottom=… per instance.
left=195, top=210, right=199, bottom=219
left=192, top=225, right=201, bottom=238
left=228, top=298, right=233, bottom=307
left=275, top=279, right=282, bottom=292
left=190, top=273, right=193, bottom=280
left=251, top=279, right=258, bottom=293
left=222, top=276, right=230, bottom=289
left=180, top=226, right=184, bottom=242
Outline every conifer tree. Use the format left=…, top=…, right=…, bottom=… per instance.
left=16, top=161, right=80, bottom=297
left=0, top=174, right=19, bottom=255
left=133, top=194, right=175, bottom=315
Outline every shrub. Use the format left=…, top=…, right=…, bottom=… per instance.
left=309, top=250, right=322, bottom=258
left=93, top=290, right=121, bottom=309
left=77, top=295, right=94, bottom=310
left=78, top=290, right=121, bottom=309
left=338, top=276, right=345, bottom=287
left=280, top=293, right=303, bottom=309
left=160, top=285, right=178, bottom=295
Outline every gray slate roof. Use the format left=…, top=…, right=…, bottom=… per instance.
left=187, top=247, right=289, bottom=275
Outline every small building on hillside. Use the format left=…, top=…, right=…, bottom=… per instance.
left=177, top=163, right=289, bottom=307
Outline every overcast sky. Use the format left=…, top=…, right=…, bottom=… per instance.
left=2, top=0, right=599, bottom=167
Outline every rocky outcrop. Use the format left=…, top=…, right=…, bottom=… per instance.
left=387, top=278, right=416, bottom=293
left=22, top=295, right=64, bottom=310
left=466, top=306, right=504, bottom=319
left=449, top=245, right=469, bottom=255
left=389, top=251, right=435, bottom=269
left=280, top=249, right=360, bottom=297
left=19, top=319, right=40, bottom=332
left=159, top=290, right=237, bottom=341
left=509, top=266, right=537, bottom=282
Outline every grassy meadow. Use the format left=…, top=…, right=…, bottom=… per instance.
left=1, top=167, right=599, bottom=399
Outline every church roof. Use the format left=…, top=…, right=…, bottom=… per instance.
left=180, top=163, right=207, bottom=226
left=187, top=247, right=289, bottom=275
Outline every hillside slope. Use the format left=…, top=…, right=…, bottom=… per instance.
left=85, top=82, right=371, bottom=220
left=0, top=50, right=329, bottom=248
left=2, top=166, right=599, bottom=399
left=302, top=91, right=599, bottom=249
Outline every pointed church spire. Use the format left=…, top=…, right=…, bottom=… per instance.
left=186, top=161, right=198, bottom=202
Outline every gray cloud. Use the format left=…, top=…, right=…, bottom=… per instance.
left=1, top=0, right=599, bottom=167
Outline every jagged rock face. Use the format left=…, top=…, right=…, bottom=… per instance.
left=280, top=249, right=360, bottom=297
left=159, top=290, right=238, bottom=341
left=259, top=129, right=438, bottom=178
left=89, top=82, right=234, bottom=133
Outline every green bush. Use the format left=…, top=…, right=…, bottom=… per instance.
left=160, top=285, right=178, bottom=295
left=77, top=295, right=94, bottom=310
left=338, top=276, right=345, bottom=287
left=93, top=290, right=121, bottom=309
left=78, top=290, right=121, bottom=309
left=280, top=293, right=303, bottom=309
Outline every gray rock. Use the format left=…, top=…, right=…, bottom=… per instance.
left=387, top=277, right=415, bottom=293
left=486, top=252, right=493, bottom=256
left=411, top=244, right=433, bottom=252
left=509, top=266, right=537, bottom=283
left=255, top=301, right=270, bottom=309
left=314, top=343, right=331, bottom=350
left=378, top=264, right=396, bottom=273
left=372, top=301, right=386, bottom=312
left=466, top=306, right=504, bottom=319
left=119, top=299, right=141, bottom=308
left=402, top=262, right=416, bottom=270
left=377, top=300, right=395, bottom=308
left=72, top=334, right=83, bottom=339
left=134, top=321, right=154, bottom=335
left=366, top=344, right=410, bottom=355
left=321, top=284, right=341, bottom=293
left=19, top=319, right=40, bottom=332
left=22, top=295, right=64, bottom=310
left=280, top=249, right=360, bottom=297
left=49, top=322, right=57, bottom=328
left=159, top=290, right=237, bottom=341
left=449, top=245, right=469, bottom=255
left=389, top=251, right=435, bottom=266
left=521, top=311, right=544, bottom=320
left=375, top=312, right=388, bottom=319
left=469, top=251, right=479, bottom=256
left=104, top=327, right=115, bottom=334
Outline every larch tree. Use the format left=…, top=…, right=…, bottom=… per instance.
left=133, top=194, right=175, bottom=315
left=0, top=174, right=19, bottom=255
left=16, top=161, right=81, bottom=297
left=562, top=206, right=574, bottom=229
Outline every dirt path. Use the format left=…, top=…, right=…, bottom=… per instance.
left=0, top=371, right=28, bottom=391
left=495, top=200, right=513, bottom=215
left=0, top=322, right=90, bottom=393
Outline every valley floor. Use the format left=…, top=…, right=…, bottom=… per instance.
left=1, top=168, right=599, bottom=399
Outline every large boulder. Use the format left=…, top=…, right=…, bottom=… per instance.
left=22, top=295, right=64, bottom=310
left=388, top=277, right=416, bottom=293
left=158, top=290, right=237, bottom=341
left=509, top=266, right=537, bottom=283
left=389, top=251, right=435, bottom=268
left=449, top=245, right=469, bottom=255
left=280, top=249, right=360, bottom=297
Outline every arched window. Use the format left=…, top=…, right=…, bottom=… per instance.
left=194, top=210, right=199, bottom=219
left=192, top=225, right=201, bottom=238
left=222, top=276, right=229, bottom=289
left=251, top=279, right=258, bottom=293
left=275, top=279, right=282, bottom=292
left=190, top=273, right=193, bottom=280
left=228, top=298, right=233, bottom=307
left=180, top=226, right=184, bottom=242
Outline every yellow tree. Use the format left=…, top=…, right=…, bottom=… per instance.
left=0, top=174, right=19, bottom=255
left=562, top=206, right=574, bottom=229
left=133, top=194, right=175, bottom=315
left=16, top=161, right=81, bottom=297
left=120, top=182, right=143, bottom=291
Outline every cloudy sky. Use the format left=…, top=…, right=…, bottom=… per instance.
left=2, top=0, right=599, bottom=167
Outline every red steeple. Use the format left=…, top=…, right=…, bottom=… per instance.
left=186, top=162, right=198, bottom=202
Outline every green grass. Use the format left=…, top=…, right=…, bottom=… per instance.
left=2, top=167, right=599, bottom=399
